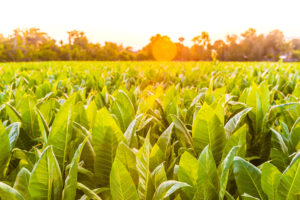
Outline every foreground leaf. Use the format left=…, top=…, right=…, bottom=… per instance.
left=152, top=180, right=190, bottom=200
left=13, top=168, right=31, bottom=200
left=28, top=146, right=63, bottom=200
left=0, top=122, right=10, bottom=178
left=261, top=163, right=281, bottom=200
left=110, top=159, right=139, bottom=200
left=0, top=182, right=24, bottom=200
left=233, top=157, right=266, bottom=200
left=63, top=136, right=89, bottom=200
left=47, top=96, right=75, bottom=171
left=93, top=107, right=124, bottom=186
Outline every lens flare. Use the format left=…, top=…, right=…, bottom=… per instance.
left=152, top=38, right=177, bottom=61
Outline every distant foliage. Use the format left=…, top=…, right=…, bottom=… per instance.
left=0, top=28, right=299, bottom=61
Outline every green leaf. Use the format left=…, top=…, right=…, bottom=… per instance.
left=93, top=107, right=124, bottom=186
left=195, top=146, right=219, bottom=200
left=192, top=103, right=226, bottom=163
left=136, top=135, right=154, bottom=200
left=0, top=122, right=10, bottom=178
left=148, top=123, right=174, bottom=171
left=170, top=114, right=195, bottom=154
left=111, top=90, right=135, bottom=132
left=233, top=157, right=266, bottom=200
left=63, top=136, right=89, bottom=200
left=124, top=114, right=143, bottom=148
left=19, top=96, right=40, bottom=138
left=110, top=159, right=139, bottom=200
left=178, top=151, right=199, bottom=199
left=6, top=103, right=23, bottom=123
left=79, top=188, right=109, bottom=200
left=0, top=182, right=24, bottom=200
left=261, top=163, right=281, bottom=200
left=28, top=146, right=63, bottom=200
left=157, top=123, right=174, bottom=153
left=277, top=153, right=300, bottom=200
left=151, top=163, right=167, bottom=189
left=241, top=193, right=260, bottom=200
left=246, top=82, right=270, bottom=134
left=222, top=125, right=247, bottom=161
left=219, top=146, right=239, bottom=200
left=289, top=117, right=300, bottom=152
left=152, top=180, right=190, bottom=200
left=6, top=122, right=21, bottom=150
left=47, top=96, right=75, bottom=171
left=86, top=100, right=97, bottom=129
left=225, top=107, right=252, bottom=135
left=13, top=168, right=31, bottom=200
left=36, top=108, right=50, bottom=144
left=115, top=142, right=138, bottom=185
left=77, top=182, right=102, bottom=200
left=12, top=148, right=36, bottom=170
left=149, top=144, right=165, bottom=171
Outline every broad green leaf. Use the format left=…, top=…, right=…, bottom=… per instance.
left=0, top=122, right=10, bottom=178
left=192, top=103, right=226, bottom=163
left=28, top=146, right=63, bottom=200
left=6, top=103, right=22, bottom=123
left=152, top=180, right=190, bottom=200
left=19, top=95, right=40, bottom=138
left=136, top=135, right=154, bottom=200
left=195, top=146, right=219, bottom=200
left=178, top=151, right=199, bottom=199
left=74, top=102, right=89, bottom=129
left=86, top=100, right=97, bottom=129
left=157, top=123, right=174, bottom=153
left=72, top=122, right=95, bottom=171
left=241, top=193, right=260, bottom=200
left=79, top=188, right=109, bottom=200
left=246, top=82, right=270, bottom=134
left=261, top=163, right=281, bottom=200
left=170, top=114, right=195, bottom=154
left=115, top=142, right=138, bottom=184
left=47, top=96, right=75, bottom=171
left=13, top=168, right=31, bottom=200
left=110, top=159, right=139, bottom=200
left=12, top=148, right=36, bottom=170
left=222, top=125, right=247, bottom=161
left=6, top=122, right=21, bottom=150
left=233, top=157, right=266, bottom=200
left=77, top=183, right=102, bottom=200
left=93, top=107, right=124, bottom=186
left=0, top=182, right=24, bottom=200
left=277, top=153, right=300, bottom=200
left=289, top=117, right=300, bottom=152
left=63, top=136, right=89, bottom=200
left=111, top=90, right=135, bottom=132
left=149, top=144, right=165, bottom=171
left=219, top=146, right=239, bottom=200
left=225, top=107, right=252, bottom=135
left=151, top=163, right=167, bottom=189
left=124, top=114, right=143, bottom=148
left=36, top=108, right=49, bottom=144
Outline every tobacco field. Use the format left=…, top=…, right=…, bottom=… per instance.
left=0, top=61, right=300, bottom=200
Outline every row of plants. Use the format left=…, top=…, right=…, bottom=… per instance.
left=0, top=61, right=300, bottom=199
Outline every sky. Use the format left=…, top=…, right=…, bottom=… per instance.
left=1, top=0, right=300, bottom=49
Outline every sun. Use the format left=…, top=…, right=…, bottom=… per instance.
left=152, top=37, right=177, bottom=61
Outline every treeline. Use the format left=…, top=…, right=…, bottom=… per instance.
left=1, top=28, right=300, bottom=61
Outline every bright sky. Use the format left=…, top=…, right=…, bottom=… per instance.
left=1, top=0, right=300, bottom=49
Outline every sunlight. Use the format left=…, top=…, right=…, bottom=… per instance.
left=152, top=37, right=177, bottom=61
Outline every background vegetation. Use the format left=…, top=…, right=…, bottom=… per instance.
left=1, top=28, right=300, bottom=62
